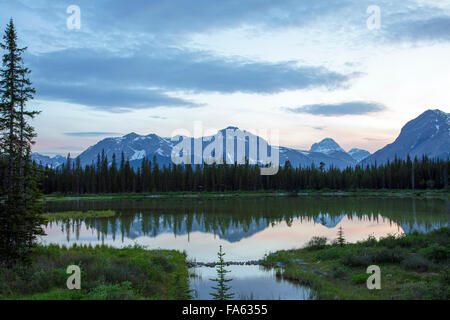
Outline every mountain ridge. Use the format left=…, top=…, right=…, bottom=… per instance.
left=33, top=109, right=450, bottom=169
left=362, top=109, right=450, bottom=165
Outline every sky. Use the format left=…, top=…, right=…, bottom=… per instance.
left=1, top=0, right=449, bottom=156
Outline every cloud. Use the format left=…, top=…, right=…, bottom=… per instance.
left=36, top=81, right=200, bottom=112
left=27, top=48, right=356, bottom=112
left=0, top=0, right=355, bottom=57
left=285, top=101, right=386, bottom=116
left=387, top=16, right=450, bottom=42
left=35, top=0, right=349, bottom=34
left=63, top=132, right=122, bottom=137
left=363, top=137, right=387, bottom=141
left=149, top=115, right=167, bottom=120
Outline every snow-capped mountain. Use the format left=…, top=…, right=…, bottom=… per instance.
left=348, top=148, right=371, bottom=162
left=27, top=131, right=376, bottom=170
left=32, top=109, right=450, bottom=170
left=72, top=128, right=359, bottom=169
left=310, top=138, right=345, bottom=154
left=31, top=153, right=66, bottom=168
left=362, top=109, right=450, bottom=165
left=76, top=132, right=174, bottom=167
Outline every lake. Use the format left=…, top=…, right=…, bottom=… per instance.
left=41, top=196, right=449, bottom=299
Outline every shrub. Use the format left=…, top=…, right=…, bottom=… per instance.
left=329, top=264, right=350, bottom=280
left=371, top=247, right=406, bottom=263
left=341, top=250, right=373, bottom=267
left=89, top=281, right=137, bottom=300
left=316, top=247, right=343, bottom=260
left=399, top=282, right=449, bottom=300
left=377, top=234, right=400, bottom=249
left=441, top=267, right=450, bottom=286
left=418, top=244, right=449, bottom=263
left=351, top=273, right=370, bottom=285
left=401, top=254, right=431, bottom=272
left=359, top=235, right=377, bottom=247
left=151, top=254, right=174, bottom=272
left=428, top=228, right=450, bottom=247
left=265, top=251, right=293, bottom=266
left=305, top=236, right=328, bottom=250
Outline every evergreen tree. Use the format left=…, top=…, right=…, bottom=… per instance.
left=336, top=226, right=345, bottom=247
left=210, top=245, right=234, bottom=300
left=37, top=153, right=449, bottom=194
left=0, top=19, right=44, bottom=266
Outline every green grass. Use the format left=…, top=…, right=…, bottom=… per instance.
left=0, top=244, right=191, bottom=300
left=42, top=189, right=450, bottom=202
left=44, top=210, right=116, bottom=220
left=262, top=228, right=450, bottom=300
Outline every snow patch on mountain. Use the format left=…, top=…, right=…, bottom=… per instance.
left=130, top=149, right=146, bottom=161
left=310, top=138, right=345, bottom=154
left=348, top=148, right=371, bottom=163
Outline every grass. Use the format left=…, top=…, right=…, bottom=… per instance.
left=42, top=189, right=450, bottom=202
left=0, top=244, right=191, bottom=300
left=262, top=228, right=450, bottom=300
left=43, top=210, right=116, bottom=220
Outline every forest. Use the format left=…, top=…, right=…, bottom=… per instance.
left=37, top=151, right=449, bottom=194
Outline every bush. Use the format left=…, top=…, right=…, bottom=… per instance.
left=89, top=281, right=137, bottom=300
left=401, top=254, right=431, bottom=272
left=151, top=254, right=174, bottom=272
left=441, top=267, right=450, bottom=286
left=265, top=251, right=293, bottom=266
left=351, top=273, right=370, bottom=285
left=0, top=245, right=189, bottom=300
left=359, top=235, right=377, bottom=247
left=329, top=264, right=350, bottom=280
left=305, top=236, right=327, bottom=250
left=316, top=247, right=344, bottom=260
left=371, top=247, right=406, bottom=263
left=399, top=282, right=449, bottom=300
left=428, top=228, right=450, bottom=247
left=418, top=244, right=449, bottom=263
left=341, top=250, right=373, bottom=267
left=377, top=234, right=401, bottom=249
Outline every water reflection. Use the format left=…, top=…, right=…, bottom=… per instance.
left=42, top=197, right=449, bottom=262
left=189, top=265, right=313, bottom=300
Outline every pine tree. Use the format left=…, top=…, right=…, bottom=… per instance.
left=336, top=226, right=345, bottom=247
left=210, top=245, right=234, bottom=300
left=0, top=19, right=44, bottom=266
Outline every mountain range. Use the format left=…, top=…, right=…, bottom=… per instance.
left=362, top=109, right=450, bottom=165
left=32, top=109, right=450, bottom=169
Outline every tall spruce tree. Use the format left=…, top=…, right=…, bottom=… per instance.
left=210, top=245, right=234, bottom=300
left=336, top=226, right=346, bottom=247
left=0, top=19, right=44, bottom=266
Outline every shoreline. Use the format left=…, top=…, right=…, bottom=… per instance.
left=42, top=189, right=450, bottom=202
left=261, top=228, right=450, bottom=300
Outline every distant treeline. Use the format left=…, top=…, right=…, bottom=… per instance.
left=37, top=151, right=450, bottom=194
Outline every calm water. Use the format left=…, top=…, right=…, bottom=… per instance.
left=190, top=265, right=313, bottom=300
left=41, top=197, right=449, bottom=299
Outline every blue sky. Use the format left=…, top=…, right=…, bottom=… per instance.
left=1, top=0, right=449, bottom=155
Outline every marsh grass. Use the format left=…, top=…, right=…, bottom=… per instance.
left=263, top=227, right=450, bottom=299
left=44, top=210, right=116, bottom=220
left=0, top=244, right=190, bottom=300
